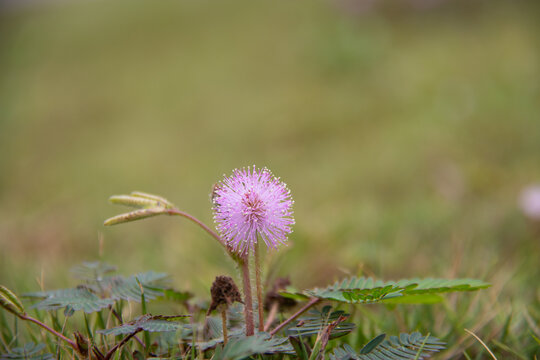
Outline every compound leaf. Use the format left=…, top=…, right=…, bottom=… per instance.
left=0, top=343, right=53, bottom=360
left=291, top=277, right=490, bottom=305
left=286, top=305, right=355, bottom=340
left=103, top=271, right=169, bottom=302
left=212, top=333, right=293, bottom=360
left=98, top=314, right=189, bottom=336
left=303, top=277, right=404, bottom=304
left=329, top=332, right=445, bottom=360
left=26, top=288, right=114, bottom=314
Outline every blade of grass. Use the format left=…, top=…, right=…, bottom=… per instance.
left=465, top=328, right=498, bottom=360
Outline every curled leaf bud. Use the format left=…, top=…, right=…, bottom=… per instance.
left=104, top=191, right=175, bottom=226
left=0, top=284, right=25, bottom=316
left=207, top=276, right=242, bottom=314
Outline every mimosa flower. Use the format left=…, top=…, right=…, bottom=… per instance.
left=212, top=166, right=294, bottom=255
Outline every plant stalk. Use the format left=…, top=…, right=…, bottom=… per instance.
left=254, top=242, right=264, bottom=332
left=240, top=254, right=255, bottom=336
left=220, top=309, right=228, bottom=346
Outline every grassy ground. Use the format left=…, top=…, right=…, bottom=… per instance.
left=0, top=0, right=539, bottom=358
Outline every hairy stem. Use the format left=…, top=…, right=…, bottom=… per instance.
left=270, top=298, right=321, bottom=336
left=254, top=242, right=264, bottom=332
left=240, top=255, right=255, bottom=336
left=19, top=314, right=77, bottom=350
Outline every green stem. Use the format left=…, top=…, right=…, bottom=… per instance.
left=240, top=255, right=255, bottom=336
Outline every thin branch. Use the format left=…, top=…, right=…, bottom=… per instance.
left=270, top=298, right=321, bottom=336
left=103, top=329, right=142, bottom=360
left=19, top=314, right=77, bottom=349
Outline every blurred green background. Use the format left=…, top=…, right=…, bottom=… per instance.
left=0, top=0, right=539, bottom=355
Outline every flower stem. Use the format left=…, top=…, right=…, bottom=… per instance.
left=240, top=255, right=255, bottom=336
left=269, top=297, right=320, bottom=336
left=254, top=242, right=264, bottom=332
left=221, top=309, right=228, bottom=346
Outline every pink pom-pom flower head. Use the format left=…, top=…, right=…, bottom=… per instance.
left=212, top=166, right=295, bottom=256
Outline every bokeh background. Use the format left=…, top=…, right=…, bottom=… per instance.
left=1, top=0, right=539, bottom=356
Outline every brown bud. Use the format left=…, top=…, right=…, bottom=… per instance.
left=207, top=276, right=242, bottom=314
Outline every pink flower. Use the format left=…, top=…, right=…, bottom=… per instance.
left=213, top=167, right=295, bottom=255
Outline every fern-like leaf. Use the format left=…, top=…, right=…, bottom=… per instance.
left=24, top=269, right=170, bottom=314
left=303, top=278, right=404, bottom=304
left=212, top=333, right=293, bottom=360
left=26, top=288, right=115, bottom=314
left=98, top=314, right=189, bottom=336
left=0, top=343, right=53, bottom=360
left=102, top=272, right=169, bottom=301
left=289, top=277, right=490, bottom=304
left=286, top=305, right=355, bottom=339
left=329, top=332, right=445, bottom=360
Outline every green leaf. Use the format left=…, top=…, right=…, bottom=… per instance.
left=382, top=294, right=444, bottom=304
left=24, top=270, right=170, bottom=314
left=104, top=272, right=170, bottom=302
left=329, top=332, right=445, bottom=360
left=98, top=314, right=189, bottom=336
left=302, top=277, right=404, bottom=304
left=359, top=333, right=386, bottom=354
left=26, top=288, right=115, bottom=314
left=286, top=306, right=355, bottom=340
left=0, top=285, right=25, bottom=316
left=161, top=289, right=192, bottom=303
left=212, top=333, right=293, bottom=360
left=397, top=278, right=491, bottom=294
left=0, top=343, right=53, bottom=360
left=292, top=277, right=490, bottom=305
left=279, top=287, right=310, bottom=302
